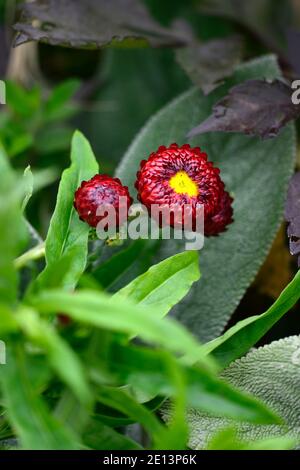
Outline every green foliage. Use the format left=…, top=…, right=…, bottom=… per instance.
left=179, top=336, right=300, bottom=449
left=115, top=250, right=200, bottom=317
left=117, top=55, right=296, bottom=342
left=0, top=344, right=78, bottom=450
left=204, top=270, right=300, bottom=368
left=0, top=18, right=299, bottom=448
left=33, top=131, right=98, bottom=291
left=0, top=146, right=27, bottom=304
left=0, top=79, right=80, bottom=159
left=0, top=111, right=298, bottom=449
left=206, top=427, right=296, bottom=451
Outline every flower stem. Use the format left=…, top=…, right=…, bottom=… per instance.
left=14, top=242, right=45, bottom=269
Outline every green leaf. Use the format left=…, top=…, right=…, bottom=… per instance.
left=115, top=251, right=200, bottom=317
left=36, top=131, right=99, bottom=290
left=0, top=344, right=79, bottom=449
left=22, top=166, right=33, bottom=212
left=35, top=126, right=74, bottom=154
left=21, top=166, right=57, bottom=213
left=96, top=385, right=167, bottom=447
left=0, top=304, right=18, bottom=336
left=109, top=343, right=280, bottom=425
left=182, top=336, right=300, bottom=449
left=44, top=79, right=81, bottom=122
left=0, top=146, right=27, bottom=304
left=28, top=289, right=213, bottom=367
left=204, top=269, right=300, bottom=368
left=5, top=81, right=40, bottom=118
left=92, top=239, right=150, bottom=289
left=83, top=417, right=142, bottom=450
left=116, top=55, right=296, bottom=341
left=16, top=307, right=92, bottom=406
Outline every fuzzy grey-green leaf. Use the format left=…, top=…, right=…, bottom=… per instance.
left=173, top=336, right=300, bottom=449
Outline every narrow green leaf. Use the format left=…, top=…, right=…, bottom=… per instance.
left=0, top=146, right=27, bottom=304
left=109, top=343, right=281, bottom=425
left=96, top=385, right=166, bottom=446
left=93, top=239, right=149, bottom=289
left=115, top=251, right=200, bottom=317
left=22, top=166, right=33, bottom=212
left=37, top=131, right=99, bottom=290
left=0, top=344, right=78, bottom=449
left=21, top=167, right=57, bottom=213
left=16, top=307, right=92, bottom=406
left=204, top=269, right=300, bottom=369
left=83, top=417, right=142, bottom=450
left=28, top=289, right=213, bottom=368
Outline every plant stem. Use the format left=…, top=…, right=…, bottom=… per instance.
left=14, top=242, right=45, bottom=269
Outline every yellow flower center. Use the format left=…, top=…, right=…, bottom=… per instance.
left=169, top=171, right=198, bottom=197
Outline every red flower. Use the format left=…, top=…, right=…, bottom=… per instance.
left=135, top=143, right=233, bottom=236
left=74, top=174, right=132, bottom=228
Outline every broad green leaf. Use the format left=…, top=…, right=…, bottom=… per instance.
left=108, top=343, right=280, bottom=425
left=16, top=307, right=92, bottom=406
left=83, top=417, right=142, bottom=450
left=28, top=289, right=213, bottom=367
left=204, top=269, right=300, bottom=368
left=115, top=251, right=200, bottom=317
left=36, top=131, right=99, bottom=290
left=180, top=336, right=300, bottom=449
left=0, top=344, right=78, bottom=450
left=206, top=426, right=296, bottom=450
left=116, top=55, right=296, bottom=341
left=0, top=146, right=27, bottom=304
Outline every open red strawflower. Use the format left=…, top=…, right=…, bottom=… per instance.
left=74, top=174, right=132, bottom=228
left=135, top=143, right=233, bottom=236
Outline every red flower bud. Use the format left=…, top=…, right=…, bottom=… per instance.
left=74, top=174, right=132, bottom=228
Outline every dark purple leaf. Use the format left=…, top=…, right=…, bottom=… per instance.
left=287, top=29, right=300, bottom=75
left=285, top=172, right=300, bottom=267
left=13, top=0, right=187, bottom=49
left=188, top=79, right=300, bottom=139
left=176, top=36, right=243, bottom=95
